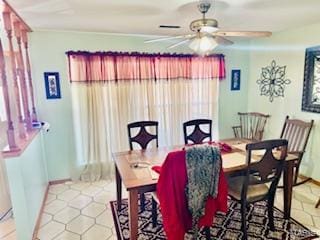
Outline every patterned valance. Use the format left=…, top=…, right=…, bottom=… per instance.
left=66, top=51, right=225, bottom=82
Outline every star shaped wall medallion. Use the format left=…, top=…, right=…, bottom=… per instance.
left=256, top=60, right=291, bottom=102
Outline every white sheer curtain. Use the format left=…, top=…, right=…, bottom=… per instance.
left=71, top=78, right=219, bottom=180
left=68, top=52, right=224, bottom=180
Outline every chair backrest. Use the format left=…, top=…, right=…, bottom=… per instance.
left=280, top=116, right=313, bottom=154
left=242, top=139, right=288, bottom=201
left=127, top=121, right=158, bottom=150
left=183, top=119, right=212, bottom=144
left=237, top=112, right=270, bottom=140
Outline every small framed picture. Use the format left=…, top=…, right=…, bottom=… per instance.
left=44, top=72, right=61, bottom=99
left=231, top=69, right=241, bottom=91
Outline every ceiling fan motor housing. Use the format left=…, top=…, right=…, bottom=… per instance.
left=190, top=18, right=218, bottom=32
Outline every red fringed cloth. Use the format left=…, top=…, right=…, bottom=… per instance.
left=156, top=150, right=228, bottom=240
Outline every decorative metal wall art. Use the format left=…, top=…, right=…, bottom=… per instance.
left=302, top=46, right=320, bottom=113
left=256, top=60, right=291, bottom=102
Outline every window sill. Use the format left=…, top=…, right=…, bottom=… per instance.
left=2, top=129, right=40, bottom=159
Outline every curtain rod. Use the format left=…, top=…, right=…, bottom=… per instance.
left=65, top=50, right=224, bottom=58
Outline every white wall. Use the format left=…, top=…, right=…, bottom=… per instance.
left=248, top=22, right=320, bottom=181
left=29, top=30, right=250, bottom=180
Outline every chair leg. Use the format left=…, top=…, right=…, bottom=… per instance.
left=316, top=198, right=320, bottom=208
left=204, top=226, right=211, bottom=240
left=140, top=193, right=145, bottom=212
left=151, top=198, right=158, bottom=227
left=240, top=203, right=247, bottom=240
left=293, top=164, right=300, bottom=185
left=267, top=196, right=275, bottom=231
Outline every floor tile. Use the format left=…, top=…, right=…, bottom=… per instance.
left=44, top=200, right=67, bottom=215
left=53, top=230, right=80, bottom=240
left=53, top=207, right=80, bottom=224
left=291, top=209, right=314, bottom=226
left=66, top=215, right=94, bottom=235
left=82, top=202, right=106, bottom=218
left=310, top=186, right=320, bottom=196
left=46, top=193, right=57, bottom=205
left=1, top=231, right=16, bottom=240
left=0, top=218, right=15, bottom=238
left=313, top=216, right=320, bottom=228
left=82, top=224, right=112, bottom=240
left=37, top=221, right=65, bottom=240
left=94, top=191, right=116, bottom=205
left=303, top=202, right=320, bottom=217
left=57, top=189, right=80, bottom=202
left=81, top=185, right=103, bottom=197
left=96, top=209, right=115, bottom=228
left=107, top=235, right=118, bottom=240
left=294, top=191, right=316, bottom=204
left=70, top=182, right=91, bottom=191
left=40, top=213, right=53, bottom=227
left=33, top=179, right=320, bottom=240
left=68, top=195, right=92, bottom=209
left=92, top=180, right=109, bottom=188
left=49, top=184, right=69, bottom=195
left=103, top=182, right=116, bottom=193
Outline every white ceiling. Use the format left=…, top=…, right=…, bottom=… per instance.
left=6, top=0, right=320, bottom=37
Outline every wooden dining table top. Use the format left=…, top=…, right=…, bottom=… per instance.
left=113, top=138, right=298, bottom=190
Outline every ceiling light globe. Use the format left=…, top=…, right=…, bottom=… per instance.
left=189, top=36, right=218, bottom=55
left=200, top=26, right=218, bottom=33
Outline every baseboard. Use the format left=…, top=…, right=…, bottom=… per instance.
left=32, top=184, right=49, bottom=240
left=299, top=174, right=320, bottom=187
left=32, top=178, right=72, bottom=239
left=49, top=178, right=72, bottom=185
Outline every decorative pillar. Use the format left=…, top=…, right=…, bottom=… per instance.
left=0, top=39, right=19, bottom=150
left=21, top=28, right=37, bottom=122
left=3, top=8, right=27, bottom=139
left=13, top=20, right=32, bottom=131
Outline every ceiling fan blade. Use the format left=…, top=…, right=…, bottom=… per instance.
left=215, top=31, right=272, bottom=37
left=144, top=34, right=195, bottom=43
left=214, top=36, right=234, bottom=45
left=168, top=39, right=191, bottom=49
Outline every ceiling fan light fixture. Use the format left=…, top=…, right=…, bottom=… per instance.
left=189, top=35, right=218, bottom=55
left=190, top=18, right=218, bottom=33
left=200, top=25, right=218, bottom=33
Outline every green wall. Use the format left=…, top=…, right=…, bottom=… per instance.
left=29, top=30, right=250, bottom=180
left=248, top=22, right=320, bottom=181
left=5, top=132, right=48, bottom=240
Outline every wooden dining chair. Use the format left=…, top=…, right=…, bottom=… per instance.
left=127, top=121, right=159, bottom=150
left=127, top=121, right=158, bottom=211
left=232, top=112, right=270, bottom=141
left=316, top=198, right=320, bottom=208
left=151, top=145, right=226, bottom=239
left=183, top=119, right=212, bottom=144
left=228, top=139, right=288, bottom=240
left=279, top=116, right=313, bottom=186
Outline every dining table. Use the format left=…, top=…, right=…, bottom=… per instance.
left=113, top=138, right=298, bottom=240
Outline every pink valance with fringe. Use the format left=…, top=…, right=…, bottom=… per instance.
left=66, top=51, right=226, bottom=82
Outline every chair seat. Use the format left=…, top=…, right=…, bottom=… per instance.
left=228, top=176, right=269, bottom=202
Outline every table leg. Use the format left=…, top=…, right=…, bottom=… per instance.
left=283, top=160, right=294, bottom=219
left=115, top=165, right=122, bottom=211
left=129, top=189, right=139, bottom=240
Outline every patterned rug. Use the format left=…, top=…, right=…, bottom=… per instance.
left=110, top=194, right=318, bottom=240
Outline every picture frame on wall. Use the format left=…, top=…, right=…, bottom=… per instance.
left=231, top=69, right=241, bottom=91
left=44, top=72, right=61, bottom=99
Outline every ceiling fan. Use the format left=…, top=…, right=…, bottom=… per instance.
left=145, top=0, right=272, bottom=55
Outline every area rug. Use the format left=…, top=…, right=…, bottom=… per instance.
left=110, top=194, right=319, bottom=240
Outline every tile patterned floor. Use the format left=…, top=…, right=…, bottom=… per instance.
left=0, top=180, right=319, bottom=240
